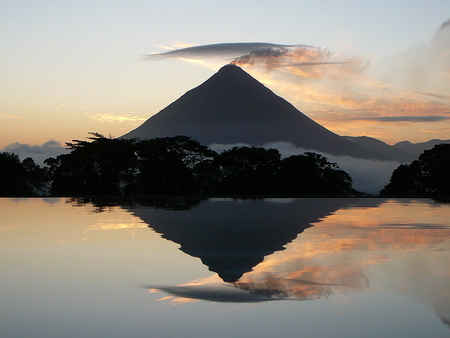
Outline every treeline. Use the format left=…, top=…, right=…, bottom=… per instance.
left=0, top=133, right=355, bottom=197
left=0, top=152, right=47, bottom=195
left=380, top=143, right=450, bottom=197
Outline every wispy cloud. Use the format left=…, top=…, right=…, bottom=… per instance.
left=360, top=115, right=450, bottom=123
left=0, top=114, right=23, bottom=119
left=85, top=113, right=147, bottom=125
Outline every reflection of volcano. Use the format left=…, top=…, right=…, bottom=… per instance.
left=126, top=198, right=360, bottom=282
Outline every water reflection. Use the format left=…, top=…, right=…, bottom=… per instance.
left=147, top=274, right=349, bottom=303
left=68, top=197, right=450, bottom=327
left=3, top=197, right=450, bottom=337
left=125, top=198, right=450, bottom=329
left=126, top=198, right=373, bottom=282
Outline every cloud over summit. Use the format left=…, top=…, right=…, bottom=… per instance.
left=149, top=21, right=450, bottom=143
left=149, top=42, right=302, bottom=59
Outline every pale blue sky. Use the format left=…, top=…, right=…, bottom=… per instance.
left=1, top=0, right=450, bottom=152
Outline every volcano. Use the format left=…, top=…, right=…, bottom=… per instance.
left=122, top=64, right=390, bottom=160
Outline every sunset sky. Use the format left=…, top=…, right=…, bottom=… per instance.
left=1, top=1, right=450, bottom=159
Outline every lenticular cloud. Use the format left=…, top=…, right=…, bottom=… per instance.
left=149, top=42, right=302, bottom=59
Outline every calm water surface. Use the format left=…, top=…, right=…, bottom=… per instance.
left=1, top=197, right=450, bottom=337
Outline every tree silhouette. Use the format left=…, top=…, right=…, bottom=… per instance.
left=213, top=146, right=281, bottom=195
left=133, top=136, right=217, bottom=195
left=380, top=144, right=450, bottom=196
left=21, top=157, right=48, bottom=195
left=278, top=152, right=353, bottom=196
left=0, top=152, right=47, bottom=195
left=0, top=152, right=29, bottom=195
left=40, top=134, right=357, bottom=196
left=48, top=133, right=138, bottom=195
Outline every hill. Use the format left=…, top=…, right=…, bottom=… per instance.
left=344, top=136, right=416, bottom=162
left=393, top=139, right=450, bottom=159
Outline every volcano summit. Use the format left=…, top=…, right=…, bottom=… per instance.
left=122, top=64, right=389, bottom=160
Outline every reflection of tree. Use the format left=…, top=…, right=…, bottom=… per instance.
left=70, top=196, right=205, bottom=213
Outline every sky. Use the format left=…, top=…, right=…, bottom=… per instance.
left=1, top=0, right=450, bottom=160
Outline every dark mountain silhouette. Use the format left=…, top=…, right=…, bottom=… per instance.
left=344, top=136, right=417, bottom=162
left=125, top=198, right=380, bottom=282
left=121, top=65, right=393, bottom=160
left=393, top=139, right=450, bottom=159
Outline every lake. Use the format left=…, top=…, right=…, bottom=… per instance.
left=1, top=197, right=450, bottom=337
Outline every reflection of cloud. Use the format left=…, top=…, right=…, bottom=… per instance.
left=148, top=283, right=288, bottom=303
left=242, top=199, right=450, bottom=322
left=147, top=273, right=338, bottom=304
left=87, top=221, right=144, bottom=231
left=148, top=270, right=363, bottom=304
left=147, top=275, right=293, bottom=303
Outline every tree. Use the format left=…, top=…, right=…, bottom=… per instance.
left=21, top=157, right=49, bottom=195
left=0, top=152, right=29, bottom=195
left=133, top=136, right=217, bottom=195
left=213, top=146, right=281, bottom=194
left=278, top=152, right=353, bottom=196
left=134, top=138, right=193, bottom=194
left=42, top=133, right=357, bottom=196
left=48, top=133, right=138, bottom=195
left=380, top=144, right=450, bottom=196
left=0, top=152, right=47, bottom=195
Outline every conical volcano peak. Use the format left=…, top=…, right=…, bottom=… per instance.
left=217, top=63, right=245, bottom=74
left=205, top=63, right=266, bottom=90
left=121, top=64, right=392, bottom=160
left=220, top=63, right=240, bottom=70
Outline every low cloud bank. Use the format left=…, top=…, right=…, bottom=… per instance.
left=210, top=142, right=400, bottom=195
left=2, top=140, right=67, bottom=165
